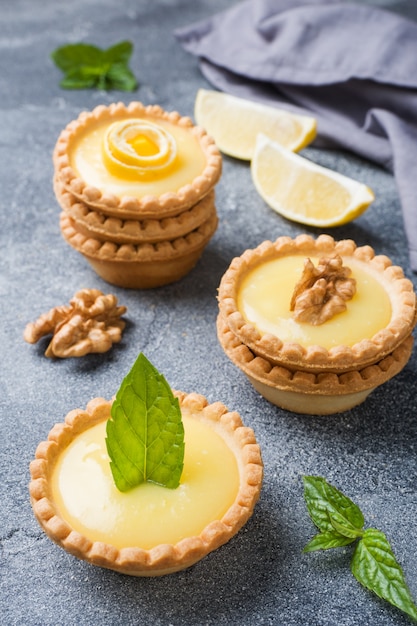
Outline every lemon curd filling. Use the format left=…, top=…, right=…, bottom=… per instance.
left=69, top=117, right=207, bottom=199
left=51, top=411, right=240, bottom=550
left=237, top=256, right=392, bottom=349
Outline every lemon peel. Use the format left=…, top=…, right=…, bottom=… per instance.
left=102, top=119, right=177, bottom=180
left=194, top=89, right=317, bottom=160
left=251, top=133, right=375, bottom=227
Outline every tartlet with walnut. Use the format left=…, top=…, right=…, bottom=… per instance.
left=29, top=392, right=263, bottom=576
left=217, top=234, right=416, bottom=414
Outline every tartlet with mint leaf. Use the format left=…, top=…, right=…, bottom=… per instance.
left=29, top=354, right=263, bottom=576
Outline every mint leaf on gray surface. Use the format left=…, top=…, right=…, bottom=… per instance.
left=106, top=353, right=184, bottom=492
left=352, top=528, right=417, bottom=622
left=303, top=475, right=365, bottom=535
left=51, top=41, right=138, bottom=91
left=303, top=475, right=417, bottom=622
left=304, top=530, right=356, bottom=553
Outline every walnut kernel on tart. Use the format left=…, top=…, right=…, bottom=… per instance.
left=290, top=255, right=356, bottom=325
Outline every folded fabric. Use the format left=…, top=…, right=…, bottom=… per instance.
left=175, top=0, right=417, bottom=271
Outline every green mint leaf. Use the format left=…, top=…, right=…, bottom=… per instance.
left=103, top=40, right=134, bottom=64
left=303, top=477, right=417, bottom=621
left=105, top=63, right=138, bottom=92
left=59, top=75, right=98, bottom=90
left=58, top=66, right=104, bottom=90
left=303, top=475, right=365, bottom=535
left=329, top=512, right=364, bottom=540
left=105, top=353, right=184, bottom=492
left=51, top=43, right=104, bottom=72
left=51, top=41, right=137, bottom=91
left=304, top=530, right=356, bottom=553
left=352, top=528, right=417, bottom=622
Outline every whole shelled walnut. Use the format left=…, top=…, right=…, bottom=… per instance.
left=24, top=289, right=127, bottom=358
left=290, top=255, right=356, bottom=325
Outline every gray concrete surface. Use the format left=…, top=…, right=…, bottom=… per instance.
left=1, top=1, right=416, bottom=625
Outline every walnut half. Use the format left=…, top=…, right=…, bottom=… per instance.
left=24, top=289, right=127, bottom=358
left=290, top=255, right=356, bottom=325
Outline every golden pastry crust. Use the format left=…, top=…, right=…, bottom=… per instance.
left=59, top=210, right=218, bottom=288
left=53, top=102, right=222, bottom=219
left=60, top=211, right=218, bottom=262
left=56, top=178, right=216, bottom=245
left=29, top=393, right=263, bottom=576
left=218, top=234, right=417, bottom=373
left=217, top=313, right=414, bottom=414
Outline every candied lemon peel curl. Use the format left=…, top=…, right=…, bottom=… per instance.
left=102, top=119, right=178, bottom=180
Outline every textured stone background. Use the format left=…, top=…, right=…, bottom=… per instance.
left=1, top=1, right=416, bottom=625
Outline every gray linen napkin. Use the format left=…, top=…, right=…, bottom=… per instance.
left=175, top=0, right=417, bottom=271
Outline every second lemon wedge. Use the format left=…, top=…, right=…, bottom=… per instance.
left=251, top=134, right=375, bottom=227
left=194, top=89, right=317, bottom=160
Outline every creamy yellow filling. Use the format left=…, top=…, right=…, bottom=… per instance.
left=237, top=255, right=392, bottom=348
left=51, top=411, right=239, bottom=549
left=69, top=116, right=207, bottom=199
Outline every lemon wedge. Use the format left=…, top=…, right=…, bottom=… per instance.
left=194, top=89, right=317, bottom=160
left=251, top=133, right=375, bottom=227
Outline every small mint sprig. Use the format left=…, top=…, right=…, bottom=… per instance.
left=106, top=353, right=184, bottom=492
left=303, top=476, right=417, bottom=622
left=51, top=41, right=138, bottom=91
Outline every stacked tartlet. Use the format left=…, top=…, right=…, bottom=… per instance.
left=217, top=234, right=417, bottom=415
left=53, top=102, right=222, bottom=288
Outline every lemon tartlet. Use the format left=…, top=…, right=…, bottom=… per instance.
left=53, top=102, right=222, bottom=219
left=53, top=102, right=222, bottom=288
left=29, top=392, right=263, bottom=576
left=217, top=234, right=416, bottom=414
